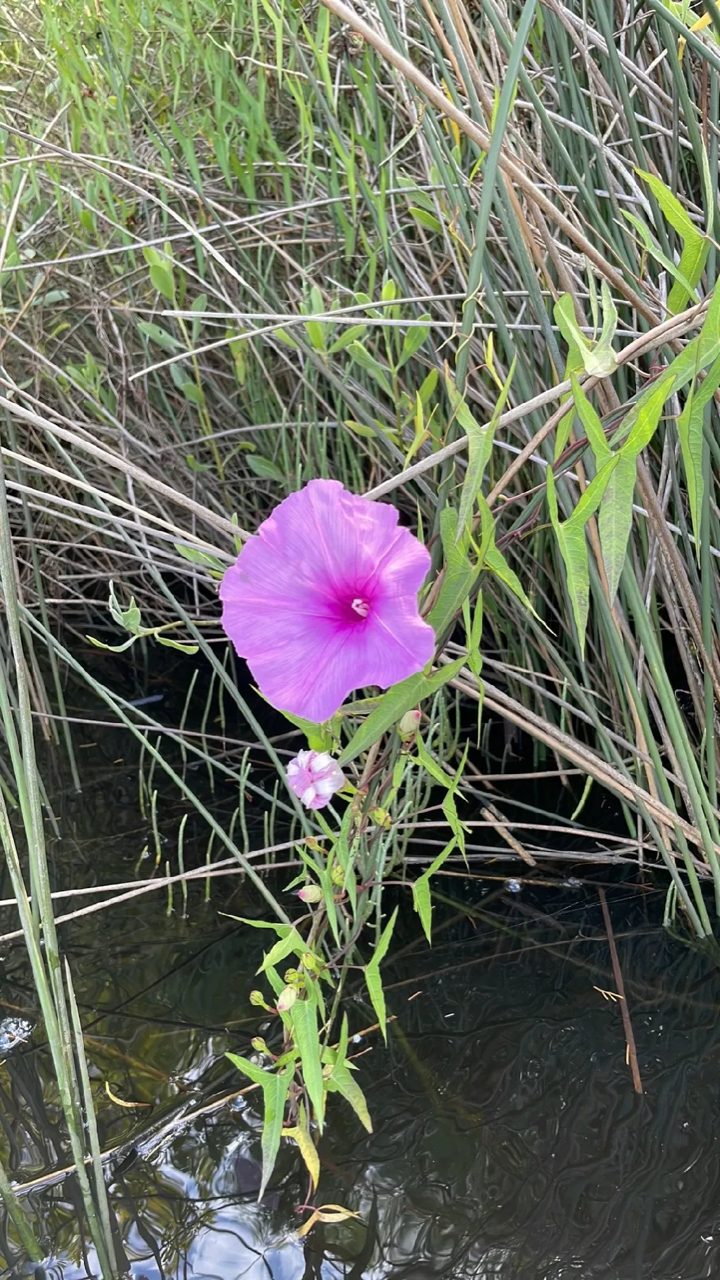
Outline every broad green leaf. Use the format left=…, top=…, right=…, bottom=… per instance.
left=148, top=263, right=175, bottom=301
left=397, top=314, right=431, bottom=368
left=143, top=244, right=176, bottom=302
left=412, top=837, right=456, bottom=943
left=343, top=419, right=380, bottom=440
left=418, top=368, right=439, bottom=405
left=246, top=455, right=285, bottom=480
left=225, top=1056, right=291, bottom=1199
left=323, top=1049, right=373, bottom=1132
left=348, top=341, right=393, bottom=396
left=137, top=320, right=184, bottom=350
left=328, top=324, right=367, bottom=354
left=304, top=285, right=327, bottom=351
left=258, top=927, right=306, bottom=973
left=274, top=327, right=300, bottom=349
left=86, top=633, right=137, bottom=653
left=173, top=542, right=227, bottom=574
left=364, top=906, right=398, bottom=1041
left=289, top=999, right=325, bottom=1131
left=181, top=381, right=205, bottom=406
left=409, top=206, right=442, bottom=233
left=677, top=351, right=720, bottom=553
left=609, top=294, right=720, bottom=451
left=337, top=658, right=467, bottom=766
left=637, top=168, right=709, bottom=313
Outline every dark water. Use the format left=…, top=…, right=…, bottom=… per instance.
left=3, top=729, right=720, bottom=1279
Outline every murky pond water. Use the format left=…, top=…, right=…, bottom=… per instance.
left=2, top=723, right=720, bottom=1279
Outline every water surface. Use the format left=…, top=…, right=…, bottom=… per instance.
left=1, top=726, right=719, bottom=1280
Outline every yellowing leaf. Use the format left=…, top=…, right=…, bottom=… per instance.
left=284, top=1112, right=320, bottom=1189
left=297, top=1203, right=361, bottom=1238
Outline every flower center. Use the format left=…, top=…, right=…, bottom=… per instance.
left=350, top=597, right=370, bottom=618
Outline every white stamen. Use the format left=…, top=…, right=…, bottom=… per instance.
left=351, top=597, right=369, bottom=618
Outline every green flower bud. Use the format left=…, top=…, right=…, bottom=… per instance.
left=398, top=708, right=422, bottom=739
left=249, top=990, right=268, bottom=1008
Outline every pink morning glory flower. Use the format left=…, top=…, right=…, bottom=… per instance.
left=219, top=479, right=435, bottom=722
left=286, top=750, right=346, bottom=809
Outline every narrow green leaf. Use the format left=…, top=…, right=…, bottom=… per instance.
left=677, top=351, right=720, bottom=552
left=599, top=374, right=673, bottom=602
left=597, top=454, right=637, bottom=609
left=428, top=507, right=476, bottom=636
left=225, top=1056, right=292, bottom=1200
left=412, top=837, right=457, bottom=942
left=637, top=168, right=709, bottom=313
left=364, top=906, right=398, bottom=1041
left=570, top=375, right=612, bottom=468
left=324, top=1051, right=373, bottom=1132
left=623, top=372, right=674, bottom=456
left=622, top=210, right=699, bottom=301
left=547, top=458, right=619, bottom=652
left=448, top=362, right=513, bottom=540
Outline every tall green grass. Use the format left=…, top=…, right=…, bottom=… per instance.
left=1, top=0, right=720, bottom=1231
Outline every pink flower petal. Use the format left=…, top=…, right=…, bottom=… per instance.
left=220, top=479, right=435, bottom=721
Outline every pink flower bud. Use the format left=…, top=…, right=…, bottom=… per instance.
left=286, top=750, right=346, bottom=810
left=277, top=985, right=298, bottom=1012
left=297, top=884, right=323, bottom=904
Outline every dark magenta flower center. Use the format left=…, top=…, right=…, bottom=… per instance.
left=333, top=591, right=373, bottom=626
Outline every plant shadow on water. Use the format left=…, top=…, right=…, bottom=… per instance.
left=2, top=722, right=720, bottom=1280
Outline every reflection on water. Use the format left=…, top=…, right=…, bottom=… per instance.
left=1, top=731, right=720, bottom=1278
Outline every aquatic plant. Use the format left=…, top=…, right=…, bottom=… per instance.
left=1, top=0, right=720, bottom=1246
